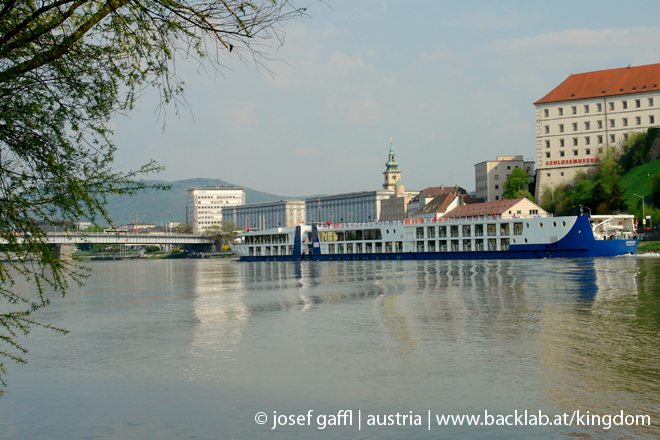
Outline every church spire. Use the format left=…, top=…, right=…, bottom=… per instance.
left=383, top=138, right=401, bottom=190
left=385, top=138, right=398, bottom=171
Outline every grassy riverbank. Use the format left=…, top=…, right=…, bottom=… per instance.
left=638, top=241, right=660, bottom=253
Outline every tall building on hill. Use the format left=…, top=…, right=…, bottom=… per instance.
left=534, top=63, right=660, bottom=198
left=186, top=186, right=245, bottom=235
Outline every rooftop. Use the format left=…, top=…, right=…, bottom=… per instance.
left=443, top=198, right=523, bottom=219
left=535, top=63, right=660, bottom=104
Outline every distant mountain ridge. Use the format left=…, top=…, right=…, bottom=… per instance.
left=105, top=178, right=313, bottom=225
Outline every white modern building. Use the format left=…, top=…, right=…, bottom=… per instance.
left=186, top=186, right=245, bottom=235
left=474, top=156, right=535, bottom=202
left=534, top=62, right=660, bottom=198
left=222, top=200, right=306, bottom=231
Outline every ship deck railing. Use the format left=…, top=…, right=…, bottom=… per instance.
left=319, top=214, right=551, bottom=230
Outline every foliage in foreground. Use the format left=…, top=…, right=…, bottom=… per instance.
left=204, top=223, right=239, bottom=249
left=0, top=0, right=307, bottom=393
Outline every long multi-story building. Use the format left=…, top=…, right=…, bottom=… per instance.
left=222, top=200, right=306, bottom=231
left=534, top=63, right=660, bottom=198
left=474, top=156, right=534, bottom=202
left=186, top=186, right=245, bottom=235
left=305, top=190, right=394, bottom=224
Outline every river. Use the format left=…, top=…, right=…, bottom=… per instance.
left=1, top=257, right=659, bottom=439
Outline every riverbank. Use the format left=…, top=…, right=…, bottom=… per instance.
left=72, top=251, right=236, bottom=260
left=636, top=241, right=660, bottom=254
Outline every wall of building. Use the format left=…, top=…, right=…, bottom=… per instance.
left=474, top=156, right=535, bottom=202
left=186, top=187, right=245, bottom=235
left=305, top=191, right=394, bottom=224
left=222, top=200, right=306, bottom=231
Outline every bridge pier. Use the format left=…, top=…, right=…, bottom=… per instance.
left=51, top=244, right=73, bottom=261
left=188, top=243, right=215, bottom=253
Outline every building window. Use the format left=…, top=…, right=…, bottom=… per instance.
left=507, top=165, right=511, bottom=170
left=622, top=101, right=628, bottom=109
left=598, top=147, right=603, bottom=154
left=597, top=103, right=602, bottom=112
left=623, top=117, right=628, bottom=126
left=649, top=98, right=654, bottom=107
left=495, top=196, right=500, bottom=201
left=571, top=106, right=577, bottom=115
left=546, top=173, right=551, bottom=177
left=495, top=185, right=499, bottom=190
left=572, top=122, right=578, bottom=131
left=559, top=124, right=564, bottom=133
left=585, top=136, right=590, bottom=145
left=624, top=133, right=629, bottom=141
left=584, top=104, right=589, bottom=113
left=560, top=138, right=565, bottom=147
left=494, top=175, right=499, bottom=180
left=573, top=150, right=579, bottom=156
left=545, top=152, right=550, bottom=158
left=636, top=116, right=642, bottom=125
left=636, top=99, right=641, bottom=108
left=545, top=140, right=550, bottom=148
left=598, top=120, right=603, bottom=129
left=544, top=109, right=549, bottom=117
left=586, top=148, right=591, bottom=155
left=584, top=121, right=590, bottom=130
left=560, top=151, right=565, bottom=157
left=650, top=115, right=656, bottom=124
left=544, top=125, right=549, bottom=134
left=558, top=107, right=563, bottom=116
left=610, top=119, right=615, bottom=128
left=610, top=134, right=616, bottom=143
left=573, top=137, right=578, bottom=146
left=609, top=102, right=615, bottom=111
left=560, top=172, right=565, bottom=176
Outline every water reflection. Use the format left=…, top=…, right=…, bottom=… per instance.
left=537, top=257, right=660, bottom=438
left=186, top=258, right=660, bottom=438
left=3, top=257, right=660, bottom=439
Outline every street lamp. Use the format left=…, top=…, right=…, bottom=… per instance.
left=633, top=194, right=645, bottom=228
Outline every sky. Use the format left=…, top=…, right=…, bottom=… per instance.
left=111, top=0, right=660, bottom=197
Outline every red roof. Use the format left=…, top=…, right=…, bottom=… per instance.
left=443, top=199, right=522, bottom=219
left=415, top=193, right=456, bottom=215
left=534, top=63, right=660, bottom=104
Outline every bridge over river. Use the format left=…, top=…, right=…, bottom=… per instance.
left=3, top=233, right=215, bottom=261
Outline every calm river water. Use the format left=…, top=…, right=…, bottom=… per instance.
left=1, top=257, right=659, bottom=439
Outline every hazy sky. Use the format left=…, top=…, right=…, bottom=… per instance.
left=111, top=0, right=660, bottom=197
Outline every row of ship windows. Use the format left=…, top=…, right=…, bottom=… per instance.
left=544, top=116, right=655, bottom=134
left=411, top=221, right=564, bottom=239
left=247, top=238, right=518, bottom=256
left=542, top=98, right=655, bottom=118
left=326, top=240, right=513, bottom=253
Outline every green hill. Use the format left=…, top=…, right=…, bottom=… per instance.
left=104, top=178, right=309, bottom=225
left=620, top=159, right=660, bottom=207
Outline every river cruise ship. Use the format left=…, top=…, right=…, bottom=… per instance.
left=232, top=212, right=638, bottom=262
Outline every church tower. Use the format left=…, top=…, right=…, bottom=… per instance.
left=383, top=139, right=402, bottom=190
